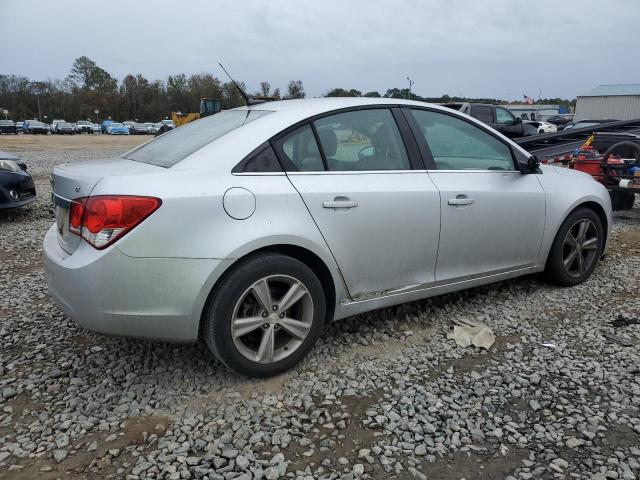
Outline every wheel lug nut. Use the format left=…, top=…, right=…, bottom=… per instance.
left=272, top=305, right=278, bottom=311
left=279, top=313, right=284, bottom=318
left=274, top=324, right=280, bottom=330
left=261, top=312, right=267, bottom=317
left=262, top=323, right=269, bottom=329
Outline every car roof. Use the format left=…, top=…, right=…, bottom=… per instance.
left=234, top=97, right=455, bottom=117
left=174, top=97, right=530, bottom=172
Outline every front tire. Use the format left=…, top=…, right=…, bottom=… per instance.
left=203, top=253, right=326, bottom=377
left=545, top=208, right=603, bottom=286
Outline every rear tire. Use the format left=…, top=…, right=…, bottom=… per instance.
left=202, top=253, right=326, bottom=377
left=545, top=208, right=603, bottom=286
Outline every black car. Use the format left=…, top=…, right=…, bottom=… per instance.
left=442, top=103, right=537, bottom=138
left=75, top=120, right=93, bottom=134
left=0, top=120, right=18, bottom=134
left=563, top=119, right=619, bottom=131
left=130, top=122, right=149, bottom=135
left=0, top=150, right=36, bottom=209
left=23, top=120, right=49, bottom=134
left=56, top=122, right=76, bottom=135
left=545, top=115, right=573, bottom=127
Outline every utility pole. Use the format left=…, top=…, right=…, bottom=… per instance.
left=406, top=77, right=414, bottom=100
left=36, top=94, right=42, bottom=121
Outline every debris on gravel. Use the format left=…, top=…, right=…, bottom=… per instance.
left=1, top=136, right=639, bottom=479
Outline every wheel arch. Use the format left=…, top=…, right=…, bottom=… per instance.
left=543, top=199, right=610, bottom=269
left=198, top=243, right=339, bottom=338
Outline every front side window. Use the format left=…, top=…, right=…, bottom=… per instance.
left=409, top=109, right=515, bottom=171
left=313, top=109, right=410, bottom=171
left=495, top=107, right=515, bottom=124
left=124, top=110, right=271, bottom=167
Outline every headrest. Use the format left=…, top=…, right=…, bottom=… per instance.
left=318, top=128, right=338, bottom=157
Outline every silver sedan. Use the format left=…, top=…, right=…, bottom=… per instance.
left=44, top=98, right=612, bottom=377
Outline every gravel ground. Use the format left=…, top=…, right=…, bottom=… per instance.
left=1, top=135, right=639, bottom=480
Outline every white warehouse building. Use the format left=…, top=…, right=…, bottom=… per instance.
left=575, top=84, right=640, bottom=121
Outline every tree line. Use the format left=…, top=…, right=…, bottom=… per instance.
left=0, top=56, right=575, bottom=123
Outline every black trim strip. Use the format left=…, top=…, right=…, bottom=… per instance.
left=399, top=108, right=435, bottom=169
left=309, top=122, right=329, bottom=171
left=391, top=108, right=423, bottom=170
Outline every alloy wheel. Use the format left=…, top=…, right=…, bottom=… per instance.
left=230, top=275, right=314, bottom=364
left=562, top=218, right=599, bottom=278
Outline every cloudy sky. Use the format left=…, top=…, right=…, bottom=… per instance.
left=2, top=0, right=639, bottom=100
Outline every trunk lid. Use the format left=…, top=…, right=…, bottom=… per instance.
left=52, top=158, right=163, bottom=254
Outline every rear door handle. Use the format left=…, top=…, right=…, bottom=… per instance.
left=323, top=198, right=358, bottom=209
left=448, top=195, right=474, bottom=206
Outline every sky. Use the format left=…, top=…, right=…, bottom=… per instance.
left=2, top=0, right=639, bottom=100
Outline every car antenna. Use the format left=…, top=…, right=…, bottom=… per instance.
left=219, top=63, right=265, bottom=106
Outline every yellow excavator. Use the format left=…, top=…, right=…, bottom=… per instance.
left=170, top=98, right=221, bottom=128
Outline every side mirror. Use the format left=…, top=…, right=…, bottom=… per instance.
left=514, top=117, right=522, bottom=125
left=520, top=155, right=540, bottom=174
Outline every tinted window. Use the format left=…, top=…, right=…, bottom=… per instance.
left=314, top=109, right=410, bottom=171
left=273, top=124, right=324, bottom=171
left=473, top=106, right=493, bottom=124
left=0, top=120, right=14, bottom=125
left=409, top=109, right=515, bottom=171
left=235, top=144, right=282, bottom=173
left=124, top=110, right=271, bottom=167
left=495, top=107, right=514, bottom=124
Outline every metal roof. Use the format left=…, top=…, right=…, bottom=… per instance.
left=578, top=84, right=640, bottom=97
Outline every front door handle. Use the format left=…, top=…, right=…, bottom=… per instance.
left=448, top=195, right=474, bottom=206
left=323, top=197, right=358, bottom=209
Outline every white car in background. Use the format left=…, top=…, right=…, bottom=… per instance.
left=526, top=121, right=558, bottom=134
left=50, top=119, right=65, bottom=134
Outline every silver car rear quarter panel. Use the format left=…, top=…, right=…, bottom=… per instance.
left=43, top=225, right=227, bottom=341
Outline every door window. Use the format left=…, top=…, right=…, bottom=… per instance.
left=409, top=109, right=515, bottom=171
left=473, top=106, right=493, bottom=124
left=273, top=124, right=324, bottom=171
left=495, top=107, right=515, bottom=124
left=313, top=109, right=410, bottom=171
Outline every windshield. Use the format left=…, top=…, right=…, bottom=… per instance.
left=110, top=123, right=124, bottom=127
left=0, top=120, right=14, bottom=125
left=77, top=120, right=90, bottom=125
left=124, top=110, right=271, bottom=167
left=29, top=121, right=44, bottom=126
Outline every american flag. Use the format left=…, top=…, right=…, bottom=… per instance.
left=523, top=94, right=534, bottom=105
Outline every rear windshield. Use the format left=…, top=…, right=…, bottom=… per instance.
left=124, top=110, right=271, bottom=167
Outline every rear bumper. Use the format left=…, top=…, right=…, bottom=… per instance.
left=43, top=225, right=224, bottom=342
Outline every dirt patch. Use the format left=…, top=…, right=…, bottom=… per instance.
left=608, top=228, right=640, bottom=256
left=0, top=415, right=171, bottom=480
left=0, top=134, right=147, bottom=153
left=418, top=446, right=530, bottom=480
left=286, top=389, right=386, bottom=471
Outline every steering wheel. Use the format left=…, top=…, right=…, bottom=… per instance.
left=358, top=145, right=374, bottom=162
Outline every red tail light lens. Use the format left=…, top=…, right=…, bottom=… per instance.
left=69, top=195, right=161, bottom=249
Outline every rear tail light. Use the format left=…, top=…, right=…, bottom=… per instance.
left=69, top=195, right=161, bottom=249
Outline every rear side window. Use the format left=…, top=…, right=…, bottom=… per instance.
left=233, top=144, right=282, bottom=173
left=124, top=110, right=271, bottom=167
left=473, top=106, right=493, bottom=124
left=314, top=109, right=410, bottom=171
left=273, top=124, right=324, bottom=171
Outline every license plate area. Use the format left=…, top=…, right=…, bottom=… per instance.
left=53, top=194, right=80, bottom=253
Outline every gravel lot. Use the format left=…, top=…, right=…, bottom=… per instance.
left=1, top=135, right=639, bottom=480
